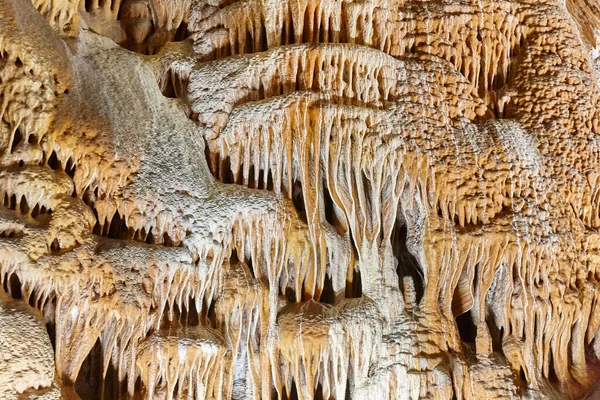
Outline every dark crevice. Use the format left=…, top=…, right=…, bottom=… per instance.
left=436, top=201, right=444, bottom=218
left=27, top=288, right=38, bottom=308
left=348, top=232, right=360, bottom=269
left=548, top=351, right=558, bottom=382
left=392, top=220, right=424, bottom=303
left=161, top=70, right=177, bottom=98
left=106, top=362, right=128, bottom=399
left=181, top=297, right=200, bottom=327
left=257, top=81, right=265, bottom=100
left=19, top=196, right=29, bottom=215
left=8, top=273, right=21, bottom=299
left=302, top=8, right=311, bottom=43
left=145, top=227, right=154, bottom=244
left=205, top=299, right=217, bottom=327
left=360, top=171, right=373, bottom=233
left=114, top=0, right=125, bottom=19
left=247, top=164, right=256, bottom=188
left=283, top=380, right=300, bottom=400
left=204, top=145, right=216, bottom=177
left=91, top=208, right=101, bottom=235
left=260, top=24, right=268, bottom=53
left=284, top=287, right=296, bottom=303
left=292, top=180, right=307, bottom=223
left=245, top=30, right=253, bottom=54
left=319, top=271, right=335, bottom=304
left=219, top=156, right=235, bottom=184
left=65, top=156, right=76, bottom=178
left=75, top=339, right=103, bottom=400
left=2, top=193, right=11, bottom=209
left=345, top=266, right=362, bottom=298
left=10, top=128, right=23, bottom=152
left=322, top=182, right=336, bottom=228
left=281, top=19, right=289, bottom=47
left=163, top=231, right=181, bottom=247
left=456, top=310, right=477, bottom=344
left=230, top=243, right=257, bottom=282
left=2, top=273, right=22, bottom=299
left=107, top=211, right=127, bottom=239
left=257, top=169, right=265, bottom=190
left=266, top=169, right=274, bottom=191
left=491, top=324, right=504, bottom=354
left=50, top=238, right=61, bottom=253
left=453, top=211, right=460, bottom=226
left=314, top=384, right=324, bottom=400
left=174, top=22, right=189, bottom=42
left=48, top=150, right=61, bottom=170
left=245, top=252, right=255, bottom=279
left=45, top=320, right=56, bottom=351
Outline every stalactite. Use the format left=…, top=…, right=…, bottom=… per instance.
left=3, top=0, right=600, bottom=398
left=137, top=326, right=226, bottom=399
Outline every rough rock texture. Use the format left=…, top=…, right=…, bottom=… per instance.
left=2, top=0, right=600, bottom=398
left=0, top=289, right=55, bottom=396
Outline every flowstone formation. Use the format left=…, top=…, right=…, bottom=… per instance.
left=3, top=0, right=600, bottom=398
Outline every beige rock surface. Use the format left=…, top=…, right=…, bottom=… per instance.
left=0, top=289, right=54, bottom=396
left=2, top=0, right=600, bottom=398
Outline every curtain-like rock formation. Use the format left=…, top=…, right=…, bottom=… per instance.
left=2, top=0, right=600, bottom=398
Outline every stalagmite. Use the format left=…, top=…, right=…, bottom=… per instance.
left=3, top=0, right=600, bottom=398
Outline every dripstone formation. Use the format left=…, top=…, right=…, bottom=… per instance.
left=2, top=0, right=600, bottom=398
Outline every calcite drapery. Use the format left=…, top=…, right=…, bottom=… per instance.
left=2, top=0, right=600, bottom=398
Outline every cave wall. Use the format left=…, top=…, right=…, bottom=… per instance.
left=2, top=0, right=600, bottom=398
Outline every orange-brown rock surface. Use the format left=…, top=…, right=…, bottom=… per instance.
left=2, top=0, right=600, bottom=398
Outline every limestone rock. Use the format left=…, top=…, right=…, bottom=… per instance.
left=2, top=0, right=600, bottom=398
